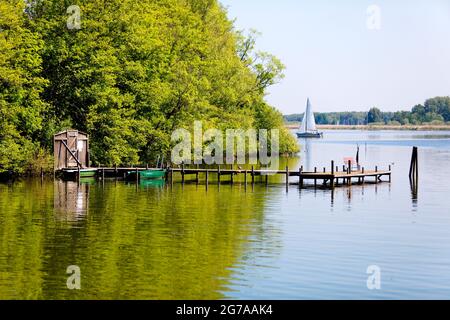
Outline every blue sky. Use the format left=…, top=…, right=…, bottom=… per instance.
left=220, top=0, right=450, bottom=114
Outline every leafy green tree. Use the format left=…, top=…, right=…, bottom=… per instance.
left=367, top=107, right=383, bottom=123
left=0, top=0, right=48, bottom=174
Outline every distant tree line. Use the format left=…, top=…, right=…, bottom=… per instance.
left=285, top=96, right=450, bottom=125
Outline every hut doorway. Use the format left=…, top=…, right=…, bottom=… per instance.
left=54, top=130, right=90, bottom=170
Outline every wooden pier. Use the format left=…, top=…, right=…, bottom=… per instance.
left=167, top=162, right=391, bottom=188
left=57, top=161, right=391, bottom=189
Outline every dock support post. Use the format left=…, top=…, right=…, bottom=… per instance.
left=77, top=166, right=80, bottom=183
left=299, top=166, right=302, bottom=186
left=218, top=165, right=221, bottom=185
left=181, top=163, right=185, bottom=184
left=348, top=160, right=351, bottom=174
left=244, top=170, right=248, bottom=186
left=286, top=166, right=289, bottom=189
left=196, top=164, right=199, bottom=184
left=362, top=167, right=365, bottom=184
left=206, top=169, right=209, bottom=187
left=230, top=165, right=234, bottom=185
left=314, top=167, right=317, bottom=187
left=251, top=166, right=255, bottom=184
left=331, top=161, right=335, bottom=188
left=375, top=166, right=378, bottom=184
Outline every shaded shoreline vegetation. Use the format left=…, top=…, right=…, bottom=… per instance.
left=285, top=96, right=450, bottom=128
left=0, top=0, right=299, bottom=177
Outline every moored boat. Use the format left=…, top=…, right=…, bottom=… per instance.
left=126, top=169, right=166, bottom=180
left=61, top=168, right=98, bottom=179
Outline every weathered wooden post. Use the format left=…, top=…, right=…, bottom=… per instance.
left=251, top=166, right=255, bottom=184
left=285, top=166, right=289, bottom=188
left=244, top=170, right=248, bottom=185
left=196, top=164, right=199, bottom=184
left=230, top=164, right=234, bottom=185
left=331, top=161, right=335, bottom=188
left=409, top=146, right=418, bottom=183
left=314, top=167, right=317, bottom=187
left=206, top=169, right=209, bottom=186
left=218, top=165, right=221, bottom=185
left=77, top=166, right=81, bottom=182
left=299, top=166, right=302, bottom=185
left=136, top=167, right=139, bottom=183
left=348, top=160, right=352, bottom=174
left=181, top=163, right=185, bottom=184
left=102, top=168, right=105, bottom=180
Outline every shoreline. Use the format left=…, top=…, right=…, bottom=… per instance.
left=285, top=123, right=450, bottom=131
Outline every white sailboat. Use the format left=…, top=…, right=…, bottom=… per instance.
left=296, top=98, right=323, bottom=138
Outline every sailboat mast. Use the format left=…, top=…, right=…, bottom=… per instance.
left=305, top=102, right=308, bottom=132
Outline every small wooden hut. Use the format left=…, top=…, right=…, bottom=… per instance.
left=54, top=130, right=90, bottom=170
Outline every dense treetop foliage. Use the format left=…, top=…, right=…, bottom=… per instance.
left=0, top=0, right=298, bottom=174
left=285, top=97, right=450, bottom=126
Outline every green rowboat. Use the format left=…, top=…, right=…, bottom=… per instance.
left=126, top=169, right=166, bottom=180
left=62, top=168, right=98, bottom=179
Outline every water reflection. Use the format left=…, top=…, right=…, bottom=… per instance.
left=54, top=180, right=90, bottom=221
left=0, top=179, right=281, bottom=299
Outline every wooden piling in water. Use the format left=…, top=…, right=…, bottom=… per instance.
left=285, top=166, right=289, bottom=188
left=409, top=146, right=418, bottom=183
left=218, top=165, right=221, bottom=185
left=251, top=166, right=255, bottom=184
left=331, top=161, right=335, bottom=188
left=181, top=163, right=185, bottom=184
left=196, top=164, right=199, bottom=184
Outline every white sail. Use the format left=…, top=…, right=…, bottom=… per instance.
left=299, top=98, right=317, bottom=133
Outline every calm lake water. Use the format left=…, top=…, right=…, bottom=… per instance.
left=1, top=130, right=450, bottom=300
